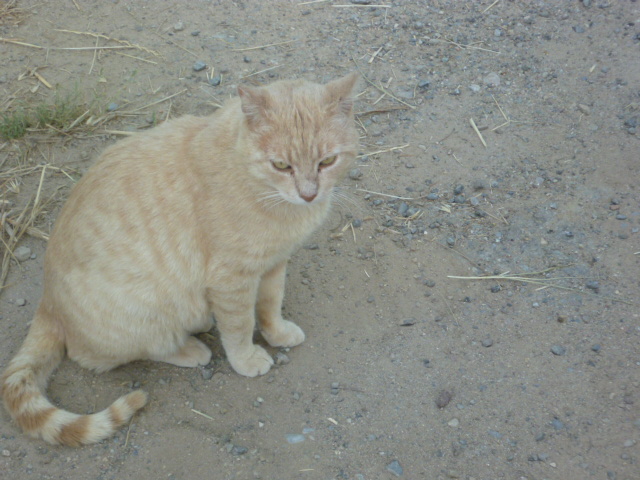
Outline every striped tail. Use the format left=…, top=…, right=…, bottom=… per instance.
left=1, top=308, right=147, bottom=446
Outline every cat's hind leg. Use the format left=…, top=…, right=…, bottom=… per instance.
left=150, top=336, right=212, bottom=368
left=257, top=261, right=305, bottom=348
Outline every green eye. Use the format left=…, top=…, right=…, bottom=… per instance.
left=319, top=155, right=337, bottom=167
left=272, top=160, right=290, bottom=170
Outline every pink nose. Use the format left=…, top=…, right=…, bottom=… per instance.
left=300, top=192, right=317, bottom=202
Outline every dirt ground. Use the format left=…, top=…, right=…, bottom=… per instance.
left=1, top=1, right=639, bottom=479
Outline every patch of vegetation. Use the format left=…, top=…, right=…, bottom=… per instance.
left=0, top=90, right=89, bottom=140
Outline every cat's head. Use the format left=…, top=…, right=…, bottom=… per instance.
left=238, top=73, right=359, bottom=207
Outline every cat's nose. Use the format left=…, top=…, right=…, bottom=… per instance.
left=300, top=192, right=317, bottom=203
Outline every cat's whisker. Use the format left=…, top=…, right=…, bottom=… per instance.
left=330, top=188, right=361, bottom=214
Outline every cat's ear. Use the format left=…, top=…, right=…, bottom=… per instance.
left=238, top=85, right=271, bottom=129
left=326, top=72, right=359, bottom=116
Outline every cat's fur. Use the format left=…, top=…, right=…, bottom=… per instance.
left=1, top=73, right=358, bottom=446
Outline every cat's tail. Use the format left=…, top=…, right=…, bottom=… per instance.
left=1, top=307, right=147, bottom=446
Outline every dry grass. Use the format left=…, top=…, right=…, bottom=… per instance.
left=0, top=0, right=23, bottom=25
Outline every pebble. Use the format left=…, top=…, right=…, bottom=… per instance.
left=16, top=298, right=26, bottom=306
left=193, top=61, right=207, bottom=72
left=448, top=418, right=460, bottom=427
left=14, top=245, right=31, bottom=262
left=488, top=430, right=503, bottom=439
left=591, top=344, right=601, bottom=353
left=573, top=25, right=586, bottom=33
left=551, top=418, right=564, bottom=430
left=349, top=168, right=363, bottom=180
left=2, top=449, right=9, bottom=457
left=453, top=184, right=464, bottom=195
left=209, top=75, right=221, bottom=86
left=200, top=368, right=214, bottom=380
left=577, top=104, right=591, bottom=115
left=446, top=236, right=455, bottom=247
left=585, top=280, right=600, bottom=293
left=173, top=21, right=185, bottom=32
left=107, top=103, right=119, bottom=112
left=436, top=389, right=453, bottom=408
left=231, top=445, right=248, bottom=455
left=274, top=352, right=290, bottom=365
left=483, top=72, right=501, bottom=87
left=469, top=84, right=481, bottom=93
left=481, top=338, right=494, bottom=348
left=418, top=79, right=430, bottom=89
left=386, top=460, right=403, bottom=477
left=285, top=434, right=305, bottom=444
left=550, top=345, right=566, bottom=356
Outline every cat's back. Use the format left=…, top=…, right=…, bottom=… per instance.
left=45, top=114, right=216, bottom=281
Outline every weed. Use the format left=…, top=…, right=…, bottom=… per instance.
left=0, top=109, right=30, bottom=140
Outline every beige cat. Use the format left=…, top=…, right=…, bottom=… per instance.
left=1, top=73, right=358, bottom=446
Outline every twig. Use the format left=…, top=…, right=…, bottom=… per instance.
left=357, top=143, right=409, bottom=158
left=351, top=57, right=416, bottom=110
left=448, top=270, right=637, bottom=306
left=0, top=38, right=136, bottom=51
left=191, top=409, right=214, bottom=421
left=356, top=189, right=413, bottom=200
left=483, top=0, right=500, bottom=13
left=240, top=64, right=282, bottom=79
left=469, top=118, right=487, bottom=148
left=232, top=39, right=295, bottom=51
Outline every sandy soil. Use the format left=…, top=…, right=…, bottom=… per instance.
left=1, top=1, right=639, bottom=479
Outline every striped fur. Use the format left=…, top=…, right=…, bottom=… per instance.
left=1, top=74, right=358, bottom=446
left=1, top=309, right=147, bottom=446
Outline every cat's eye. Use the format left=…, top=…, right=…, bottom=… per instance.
left=319, top=155, right=337, bottom=168
left=272, top=160, right=291, bottom=171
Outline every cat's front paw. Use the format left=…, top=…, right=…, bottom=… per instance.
left=261, top=319, right=305, bottom=348
left=227, top=344, right=274, bottom=377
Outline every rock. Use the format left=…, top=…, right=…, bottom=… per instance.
left=436, top=390, right=453, bottom=408
left=274, top=352, right=290, bottom=365
left=173, top=21, right=185, bottom=32
left=285, top=434, right=305, bottom=444
left=349, top=168, right=363, bottom=180
left=193, top=61, right=207, bottom=72
left=200, top=368, right=214, bottom=380
left=107, top=103, right=119, bottom=112
left=483, top=72, right=501, bottom=87
left=209, top=75, right=221, bottom=86
left=448, top=418, right=460, bottom=427
left=386, top=460, right=403, bottom=477
left=14, top=246, right=31, bottom=262
left=585, top=281, right=600, bottom=293
left=551, top=345, right=566, bottom=356
left=481, top=338, right=494, bottom=348
left=231, top=445, right=248, bottom=455
left=577, top=104, right=591, bottom=115
left=16, top=298, right=26, bottom=306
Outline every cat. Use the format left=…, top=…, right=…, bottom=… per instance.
left=1, top=73, right=359, bottom=446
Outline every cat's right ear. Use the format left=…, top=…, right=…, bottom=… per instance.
left=238, top=85, right=271, bottom=129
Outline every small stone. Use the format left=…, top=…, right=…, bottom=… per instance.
left=209, top=75, right=221, bottom=86
left=573, top=25, right=586, bottom=33
left=201, top=368, right=214, bottom=380
left=490, top=285, right=502, bottom=293
left=2, top=449, right=9, bottom=457
left=285, top=434, right=305, bottom=444
left=173, top=21, right=185, bottom=32
left=551, top=345, right=566, bottom=356
left=591, top=344, right=601, bottom=353
left=453, top=184, right=464, bottom=195
left=481, top=338, right=493, bottom=348
left=274, top=352, right=290, bottom=365
left=551, top=418, right=564, bottom=430
left=231, top=445, right=248, bottom=456
left=436, top=390, right=453, bottom=408
left=448, top=418, right=460, bottom=427
left=386, top=460, right=403, bottom=477
left=483, top=72, right=501, bottom=87
left=349, top=168, right=363, bottom=180
left=585, top=281, right=600, bottom=293
left=577, top=104, right=590, bottom=115
left=418, top=79, right=430, bottom=89
left=14, top=246, right=32, bottom=262
left=488, top=430, right=503, bottom=439
left=16, top=298, right=26, bottom=306
left=191, top=30, right=200, bottom=36
left=107, top=103, right=119, bottom=112
left=331, top=382, right=340, bottom=389
left=193, top=61, right=207, bottom=72
left=469, top=84, right=481, bottom=93
left=446, top=237, right=455, bottom=247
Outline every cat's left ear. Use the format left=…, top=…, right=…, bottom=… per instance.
left=326, top=72, right=359, bottom=116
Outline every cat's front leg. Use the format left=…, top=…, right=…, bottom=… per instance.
left=257, top=261, right=305, bottom=348
left=208, top=282, right=274, bottom=377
